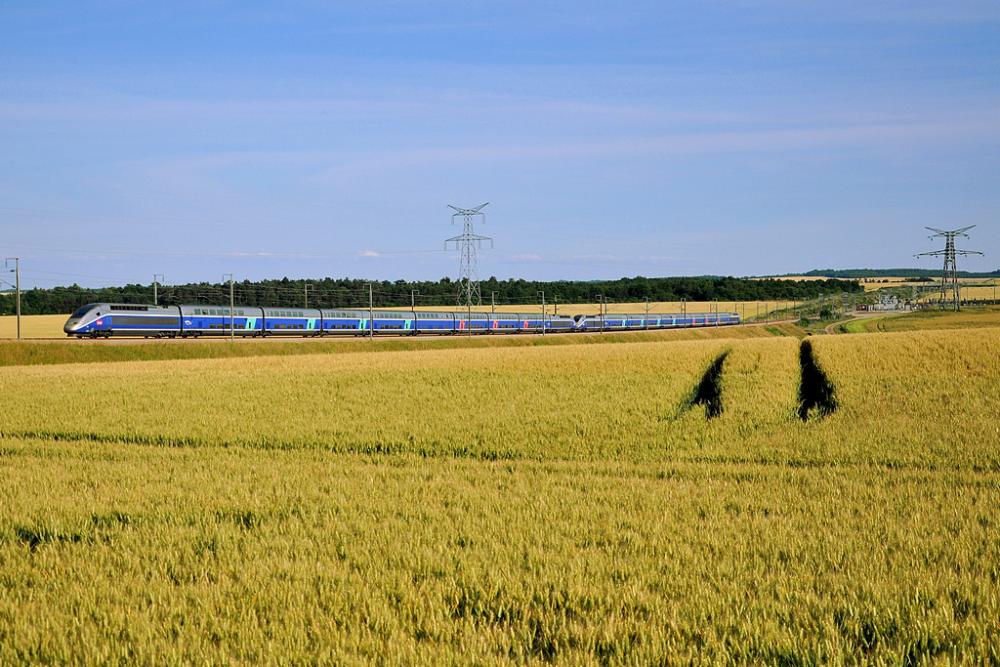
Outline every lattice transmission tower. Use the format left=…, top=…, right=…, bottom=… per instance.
left=445, top=203, right=493, bottom=308
left=915, top=225, right=983, bottom=311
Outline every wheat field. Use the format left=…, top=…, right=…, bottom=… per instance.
left=0, top=313, right=67, bottom=339
left=916, top=282, right=1000, bottom=303
left=1, top=321, right=999, bottom=663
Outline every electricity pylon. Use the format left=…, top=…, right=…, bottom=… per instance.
left=445, top=203, right=492, bottom=308
left=916, top=226, right=984, bottom=311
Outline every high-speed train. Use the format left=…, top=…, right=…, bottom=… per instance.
left=63, top=303, right=740, bottom=338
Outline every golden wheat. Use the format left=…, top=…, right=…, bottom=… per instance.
left=1, top=327, right=998, bottom=663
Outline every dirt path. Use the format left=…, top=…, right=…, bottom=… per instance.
left=823, top=311, right=896, bottom=334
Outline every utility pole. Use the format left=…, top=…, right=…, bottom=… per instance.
left=490, top=291, right=498, bottom=315
left=368, top=283, right=374, bottom=340
left=643, top=297, right=649, bottom=329
left=5, top=258, right=20, bottom=340
left=553, top=295, right=559, bottom=316
left=445, top=203, right=493, bottom=309
left=153, top=274, right=164, bottom=307
left=304, top=284, right=312, bottom=308
left=538, top=290, right=546, bottom=335
left=680, top=297, right=687, bottom=318
left=916, top=226, right=984, bottom=311
left=223, top=274, right=234, bottom=341
left=411, top=289, right=419, bottom=310
left=597, top=294, right=604, bottom=334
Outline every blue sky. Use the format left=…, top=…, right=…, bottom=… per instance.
left=2, top=1, right=999, bottom=289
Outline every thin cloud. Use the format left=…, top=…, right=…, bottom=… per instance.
left=309, top=115, right=1000, bottom=179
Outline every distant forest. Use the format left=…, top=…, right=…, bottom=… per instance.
left=1, top=276, right=863, bottom=316
left=795, top=268, right=1000, bottom=279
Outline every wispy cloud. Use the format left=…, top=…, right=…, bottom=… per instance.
left=307, top=115, right=1000, bottom=178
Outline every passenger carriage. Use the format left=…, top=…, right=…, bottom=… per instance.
left=63, top=303, right=740, bottom=338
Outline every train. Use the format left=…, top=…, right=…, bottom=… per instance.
left=62, top=303, right=741, bottom=338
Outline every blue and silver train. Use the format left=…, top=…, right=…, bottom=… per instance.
left=63, top=303, right=740, bottom=338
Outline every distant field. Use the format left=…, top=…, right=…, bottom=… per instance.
left=759, top=275, right=896, bottom=294
left=863, top=277, right=998, bottom=295
left=1, top=329, right=999, bottom=662
left=0, top=314, right=66, bottom=339
left=764, top=275, right=996, bottom=295
left=860, top=277, right=914, bottom=292
left=916, top=282, right=1000, bottom=303
left=845, top=306, right=1000, bottom=334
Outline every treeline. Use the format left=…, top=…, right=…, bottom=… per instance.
left=797, top=268, right=1000, bottom=279
left=0, top=275, right=863, bottom=316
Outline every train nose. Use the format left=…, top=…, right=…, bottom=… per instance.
left=63, top=318, right=79, bottom=334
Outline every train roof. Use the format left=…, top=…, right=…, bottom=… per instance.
left=73, top=303, right=695, bottom=319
